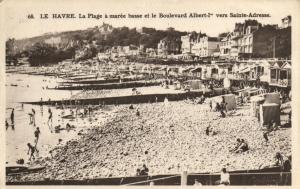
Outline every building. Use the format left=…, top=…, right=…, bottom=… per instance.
left=157, top=37, right=181, bottom=56
left=219, top=20, right=262, bottom=60
left=266, top=22, right=291, bottom=59
left=181, top=33, right=198, bottom=54
left=123, top=45, right=140, bottom=56
left=197, top=36, right=220, bottom=58
left=145, top=48, right=157, bottom=57
left=240, top=25, right=278, bottom=58
left=98, top=23, right=113, bottom=34
left=220, top=33, right=233, bottom=59
left=281, top=16, right=291, bottom=28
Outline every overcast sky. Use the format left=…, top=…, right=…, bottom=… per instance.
left=2, top=0, right=295, bottom=40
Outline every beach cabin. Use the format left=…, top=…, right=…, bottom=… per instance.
left=264, top=92, right=281, bottom=105
left=181, top=67, right=194, bottom=78
left=238, top=62, right=251, bottom=80
left=228, top=63, right=240, bottom=80
left=222, top=94, right=237, bottom=110
left=277, top=61, right=291, bottom=88
left=259, top=103, right=281, bottom=127
left=251, top=60, right=270, bottom=83
left=269, top=61, right=284, bottom=87
left=250, top=96, right=265, bottom=117
left=210, top=67, right=219, bottom=79
left=190, top=67, right=202, bottom=79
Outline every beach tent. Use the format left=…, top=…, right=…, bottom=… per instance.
left=222, top=94, right=237, bottom=110
left=250, top=96, right=265, bottom=117
left=264, top=93, right=281, bottom=105
left=259, top=103, right=280, bottom=126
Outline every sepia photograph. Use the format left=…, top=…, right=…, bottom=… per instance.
left=1, top=0, right=299, bottom=187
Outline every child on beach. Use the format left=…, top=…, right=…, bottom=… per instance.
left=27, top=143, right=38, bottom=161
left=34, top=127, right=41, bottom=144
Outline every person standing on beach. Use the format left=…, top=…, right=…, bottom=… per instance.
left=48, top=108, right=53, bottom=126
left=32, top=108, right=36, bottom=126
left=6, top=120, right=9, bottom=130
left=34, top=127, right=41, bottom=144
left=10, top=108, right=14, bottom=125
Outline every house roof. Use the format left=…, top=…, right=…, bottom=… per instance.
left=281, top=61, right=291, bottom=69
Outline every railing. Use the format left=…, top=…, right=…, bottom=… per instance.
left=278, top=79, right=290, bottom=87
left=270, top=79, right=291, bottom=87
left=7, top=172, right=291, bottom=186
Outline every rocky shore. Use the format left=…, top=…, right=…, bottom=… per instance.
left=7, top=100, right=291, bottom=182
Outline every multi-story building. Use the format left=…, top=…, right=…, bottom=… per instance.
left=240, top=25, right=277, bottom=58
left=181, top=33, right=198, bottom=54
left=197, top=36, right=220, bottom=58
left=220, top=20, right=262, bottom=60
left=157, top=37, right=181, bottom=56
left=220, top=33, right=233, bottom=59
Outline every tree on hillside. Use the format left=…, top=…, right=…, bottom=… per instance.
left=218, top=32, right=230, bottom=38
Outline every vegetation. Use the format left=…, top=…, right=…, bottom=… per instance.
left=6, top=24, right=189, bottom=65
left=27, top=42, right=75, bottom=66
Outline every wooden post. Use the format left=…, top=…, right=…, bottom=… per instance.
left=181, top=171, right=188, bottom=186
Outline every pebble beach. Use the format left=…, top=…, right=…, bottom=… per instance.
left=6, top=99, right=291, bottom=182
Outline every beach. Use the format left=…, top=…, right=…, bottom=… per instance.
left=6, top=98, right=291, bottom=182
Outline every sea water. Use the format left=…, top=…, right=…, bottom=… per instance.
left=5, top=73, right=82, bottom=165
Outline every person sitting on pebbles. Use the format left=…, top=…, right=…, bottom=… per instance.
left=136, top=168, right=141, bottom=176
left=230, top=138, right=242, bottom=152
left=274, top=152, right=284, bottom=166
left=235, top=139, right=249, bottom=153
left=129, top=104, right=134, bottom=109
left=206, top=125, right=217, bottom=136
left=140, top=164, right=149, bottom=176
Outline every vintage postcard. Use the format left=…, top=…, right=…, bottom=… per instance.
left=0, top=0, right=299, bottom=188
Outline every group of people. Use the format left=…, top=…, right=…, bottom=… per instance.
left=214, top=101, right=228, bottom=118
left=136, top=164, right=149, bottom=176
left=274, top=152, right=292, bottom=172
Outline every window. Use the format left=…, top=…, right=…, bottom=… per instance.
left=271, top=69, right=277, bottom=79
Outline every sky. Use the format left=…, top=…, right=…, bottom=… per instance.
left=2, top=0, right=296, bottom=40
